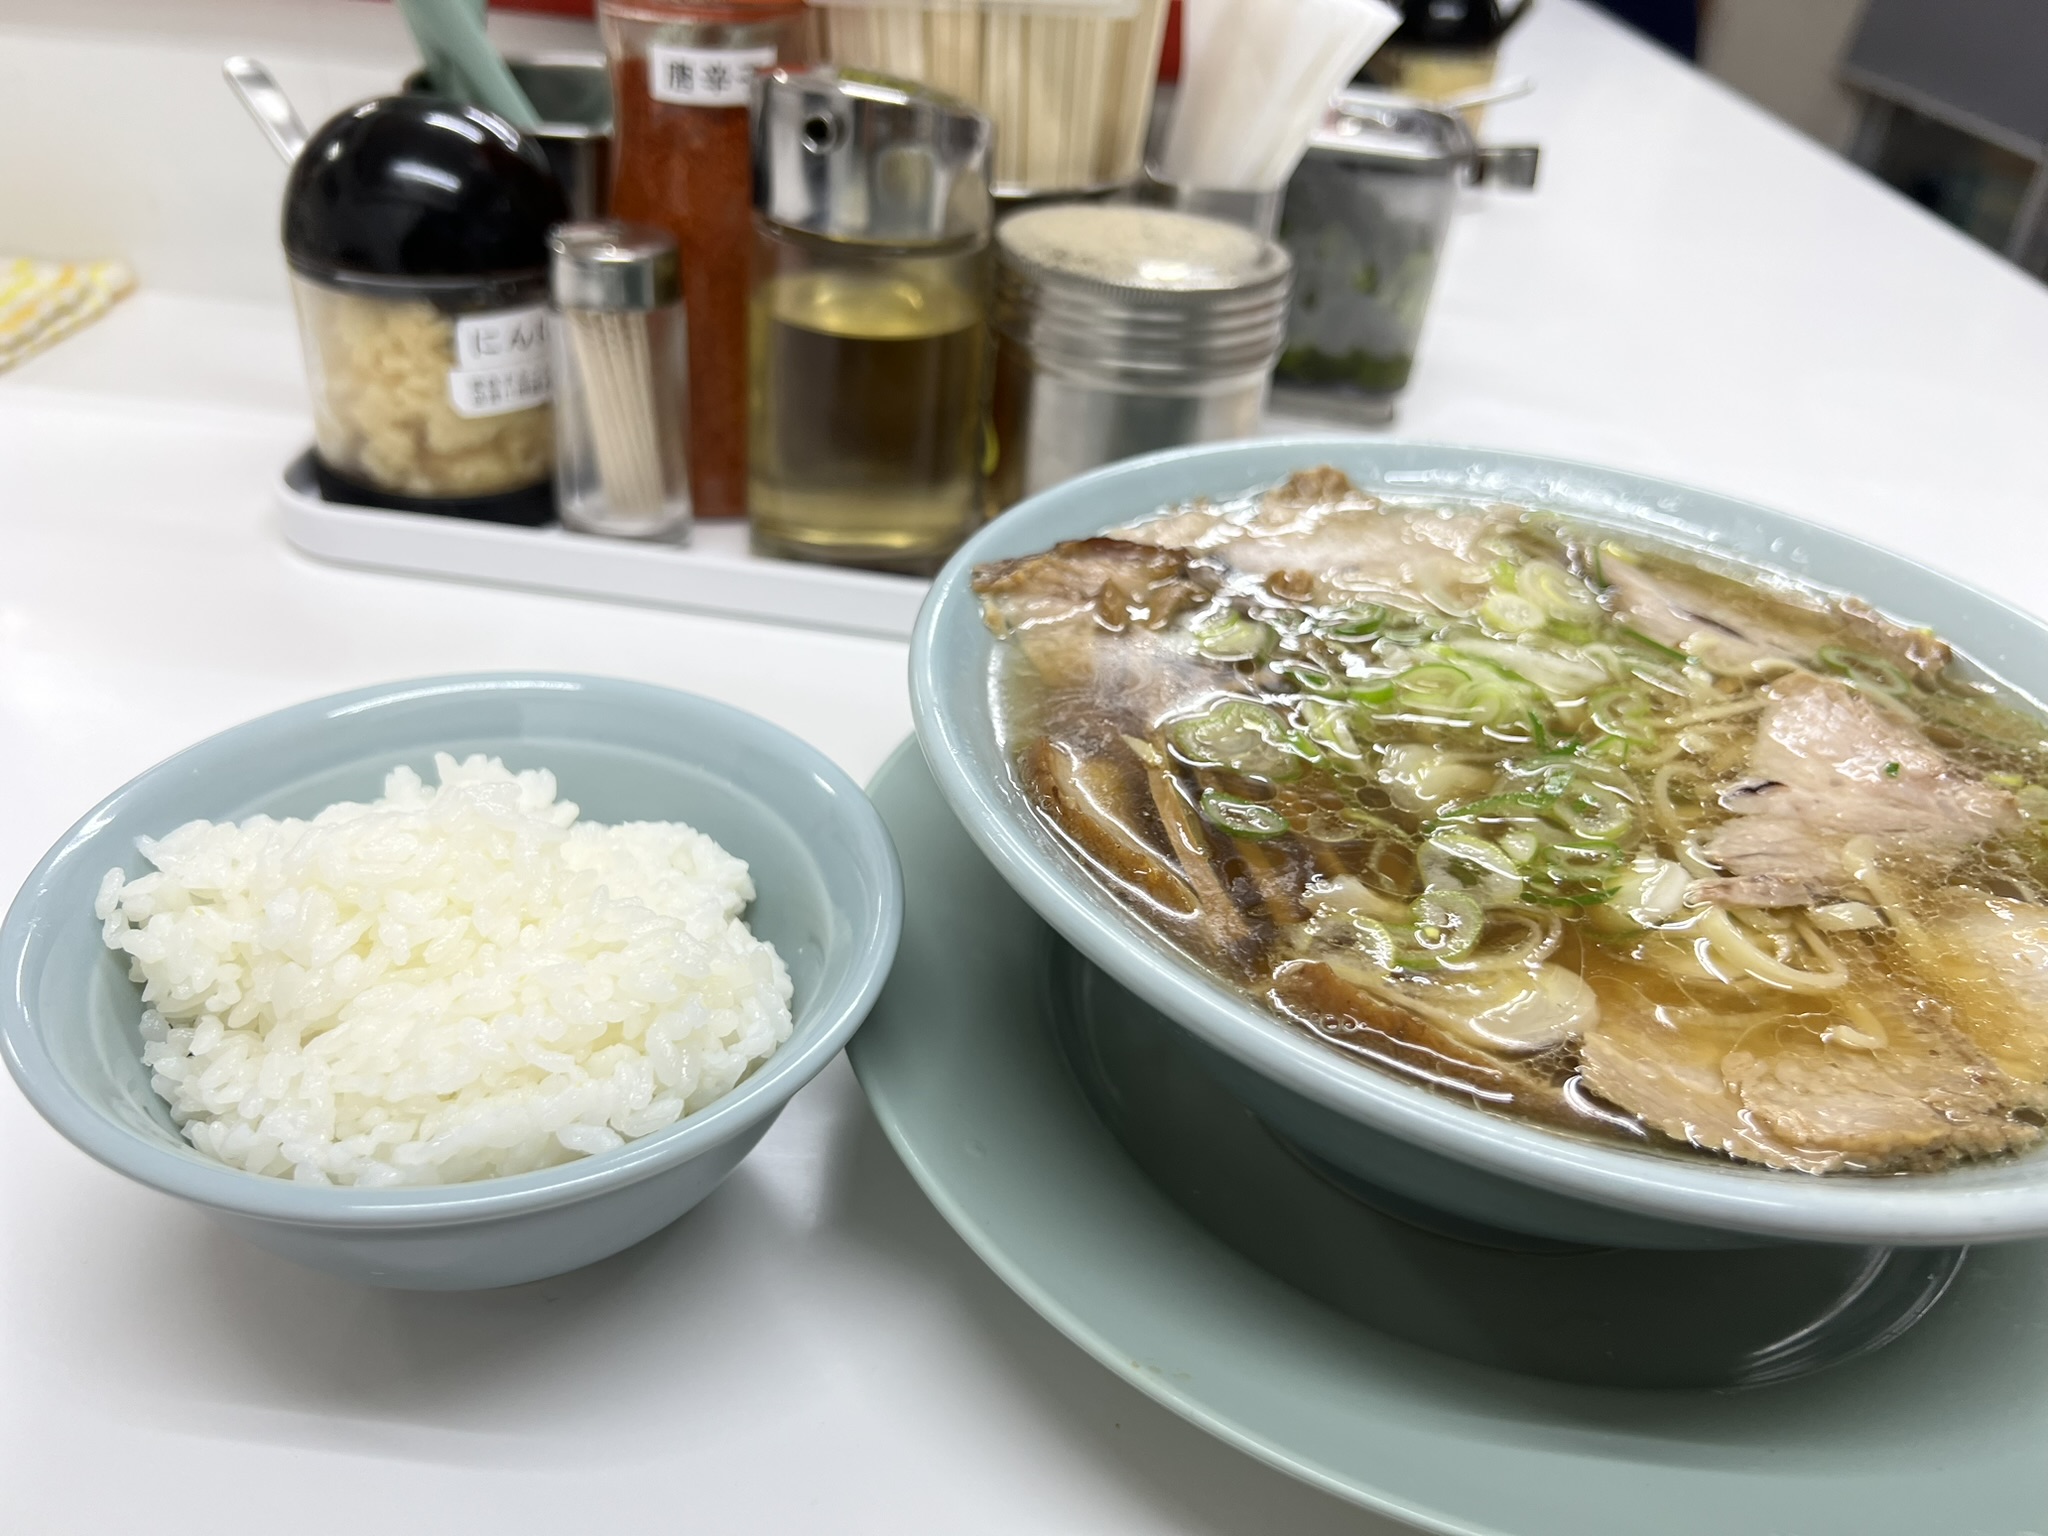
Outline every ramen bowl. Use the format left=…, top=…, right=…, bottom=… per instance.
left=910, top=437, right=2048, bottom=1250
left=0, top=674, right=901, bottom=1288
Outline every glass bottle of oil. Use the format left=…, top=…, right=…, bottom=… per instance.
left=748, top=69, right=994, bottom=574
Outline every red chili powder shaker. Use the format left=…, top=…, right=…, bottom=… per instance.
left=598, top=0, right=811, bottom=519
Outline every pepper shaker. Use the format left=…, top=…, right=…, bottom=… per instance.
left=990, top=205, right=1291, bottom=510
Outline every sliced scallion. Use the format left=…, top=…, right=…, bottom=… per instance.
left=1407, top=890, right=1486, bottom=964
left=1166, top=700, right=1303, bottom=780
left=1194, top=609, right=1277, bottom=663
left=1588, top=685, right=1658, bottom=746
left=1519, top=559, right=1603, bottom=624
left=1199, top=788, right=1290, bottom=840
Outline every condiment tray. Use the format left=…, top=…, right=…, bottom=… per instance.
left=275, top=451, right=927, bottom=640
left=850, top=740, right=2048, bottom=1535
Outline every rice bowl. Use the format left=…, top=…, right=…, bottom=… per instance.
left=0, top=675, right=901, bottom=1289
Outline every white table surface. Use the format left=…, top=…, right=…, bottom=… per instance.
left=5, top=3, right=2048, bottom=1532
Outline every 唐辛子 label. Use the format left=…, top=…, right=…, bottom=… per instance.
left=645, top=44, right=779, bottom=108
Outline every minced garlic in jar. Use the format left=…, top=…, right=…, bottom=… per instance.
left=293, top=282, right=552, bottom=499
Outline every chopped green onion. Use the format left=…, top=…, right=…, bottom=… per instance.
left=1419, top=827, right=1525, bottom=905
left=1462, top=674, right=1534, bottom=726
left=1345, top=916, right=1402, bottom=970
left=1519, top=559, right=1603, bottom=624
left=1378, top=609, right=1439, bottom=642
left=1521, top=839, right=1625, bottom=906
left=1299, top=697, right=1367, bottom=759
left=1500, top=829, right=1541, bottom=864
left=1551, top=776, right=1636, bottom=840
left=1325, top=604, right=1387, bottom=638
left=1194, top=609, right=1277, bottom=663
left=1297, top=807, right=1369, bottom=842
left=1449, top=640, right=1609, bottom=700
left=1424, top=828, right=1523, bottom=882
left=1406, top=890, right=1485, bottom=964
left=1199, top=789, right=1290, bottom=840
left=1393, top=662, right=1474, bottom=713
left=1588, top=685, right=1659, bottom=747
left=1166, top=700, right=1304, bottom=780
left=1479, top=589, right=1547, bottom=636
left=1271, top=658, right=1343, bottom=696
left=1334, top=896, right=1483, bottom=972
left=1443, top=789, right=1557, bottom=823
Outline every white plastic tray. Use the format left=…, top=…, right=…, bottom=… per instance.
left=275, top=452, right=929, bottom=641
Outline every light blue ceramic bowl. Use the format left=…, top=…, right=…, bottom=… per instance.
left=911, top=437, right=2048, bottom=1250
left=0, top=674, right=901, bottom=1289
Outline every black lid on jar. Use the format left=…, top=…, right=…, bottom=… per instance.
left=1387, top=0, right=1530, bottom=49
left=283, top=95, right=568, bottom=281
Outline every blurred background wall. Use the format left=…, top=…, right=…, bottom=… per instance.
left=1701, top=0, right=1869, bottom=151
left=1696, top=0, right=2048, bottom=280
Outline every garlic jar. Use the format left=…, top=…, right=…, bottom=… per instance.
left=284, top=96, right=570, bottom=525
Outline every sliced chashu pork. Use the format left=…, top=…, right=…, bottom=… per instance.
left=972, top=536, right=1213, bottom=688
left=1692, top=673, right=2016, bottom=908
left=1603, top=555, right=1949, bottom=681
left=1578, top=981, right=2048, bottom=1173
left=1114, top=467, right=1513, bottom=613
left=1890, top=891, right=2048, bottom=1083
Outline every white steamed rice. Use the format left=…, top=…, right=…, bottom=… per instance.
left=94, top=753, right=793, bottom=1187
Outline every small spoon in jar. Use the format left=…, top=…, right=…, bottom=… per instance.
left=223, top=56, right=310, bottom=165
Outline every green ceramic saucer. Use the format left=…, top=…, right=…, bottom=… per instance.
left=850, top=742, right=2048, bottom=1535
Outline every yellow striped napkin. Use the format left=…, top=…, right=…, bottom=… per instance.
left=0, top=258, right=135, bottom=373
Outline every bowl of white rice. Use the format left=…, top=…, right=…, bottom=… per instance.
left=0, top=674, right=901, bottom=1289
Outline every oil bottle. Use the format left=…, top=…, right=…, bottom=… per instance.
left=748, top=68, right=994, bottom=574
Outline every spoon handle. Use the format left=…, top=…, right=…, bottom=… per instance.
left=223, top=56, right=309, bottom=165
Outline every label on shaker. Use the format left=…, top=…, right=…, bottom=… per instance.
left=645, top=44, right=778, bottom=108
left=447, top=306, right=552, bottom=419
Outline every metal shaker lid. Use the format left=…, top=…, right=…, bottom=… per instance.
left=997, top=205, right=1289, bottom=300
left=549, top=219, right=680, bottom=310
left=995, top=206, right=1292, bottom=384
left=1309, top=91, right=1476, bottom=173
left=754, top=69, right=993, bottom=245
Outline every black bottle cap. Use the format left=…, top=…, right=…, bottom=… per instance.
left=1389, top=0, right=1530, bottom=50
left=283, top=95, right=568, bottom=281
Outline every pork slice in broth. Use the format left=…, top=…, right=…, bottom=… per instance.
left=1578, top=994, right=1824, bottom=1171
left=973, top=537, right=1216, bottom=698
left=1115, top=470, right=1511, bottom=611
left=1113, top=467, right=1381, bottom=553
left=1891, top=891, right=2048, bottom=1082
left=1603, top=555, right=1950, bottom=681
left=974, top=538, right=1249, bottom=775
left=1725, top=1005, right=2047, bottom=1170
left=1579, top=977, right=2046, bottom=1173
left=1693, top=674, right=2016, bottom=908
